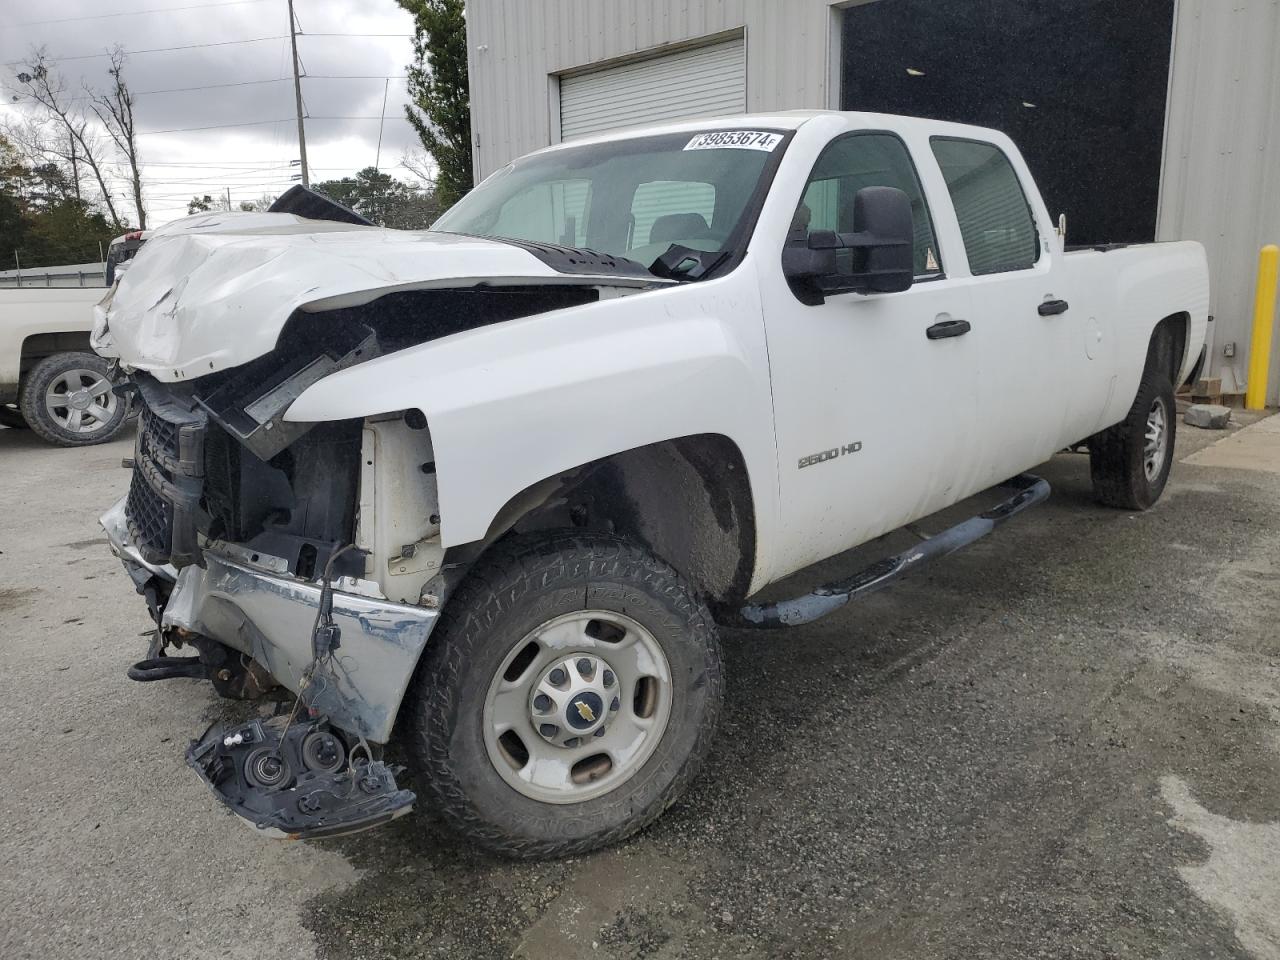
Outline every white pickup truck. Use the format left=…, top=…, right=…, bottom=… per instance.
left=0, top=286, right=129, bottom=445
left=94, top=111, right=1208, bottom=855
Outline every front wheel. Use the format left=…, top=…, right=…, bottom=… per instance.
left=18, top=352, right=128, bottom=447
left=1089, top=364, right=1176, bottom=510
left=403, top=532, right=723, bottom=858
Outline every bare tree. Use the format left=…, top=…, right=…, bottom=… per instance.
left=11, top=50, right=123, bottom=230
left=400, top=147, right=438, bottom=188
left=90, top=48, right=145, bottom=229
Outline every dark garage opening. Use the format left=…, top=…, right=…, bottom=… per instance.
left=841, top=0, right=1175, bottom=247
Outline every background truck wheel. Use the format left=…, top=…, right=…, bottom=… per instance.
left=18, top=352, right=128, bottom=447
left=404, top=531, right=723, bottom=858
left=0, top=406, right=28, bottom=430
left=1088, top=362, right=1176, bottom=510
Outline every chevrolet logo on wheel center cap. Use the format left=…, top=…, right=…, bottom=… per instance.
left=566, top=691, right=604, bottom=730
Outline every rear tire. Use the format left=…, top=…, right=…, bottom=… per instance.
left=403, top=531, right=723, bottom=859
left=18, top=352, right=128, bottom=447
left=1089, top=361, right=1176, bottom=510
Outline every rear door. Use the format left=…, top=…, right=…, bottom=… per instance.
left=757, top=130, right=987, bottom=577
left=928, top=137, right=1104, bottom=478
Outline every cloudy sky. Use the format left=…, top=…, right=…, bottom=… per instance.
left=0, top=0, right=421, bottom=225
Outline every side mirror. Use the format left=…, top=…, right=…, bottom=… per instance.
left=783, top=186, right=916, bottom=302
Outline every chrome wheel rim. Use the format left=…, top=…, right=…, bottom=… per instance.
left=1144, top=396, right=1169, bottom=481
left=483, top=610, right=672, bottom=804
left=44, top=369, right=117, bottom=435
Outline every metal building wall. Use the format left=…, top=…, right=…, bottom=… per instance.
left=1157, top=0, right=1280, bottom=399
left=464, top=0, right=851, bottom=179
left=467, top=0, right=1280, bottom=399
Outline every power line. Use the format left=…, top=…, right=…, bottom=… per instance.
left=8, top=74, right=394, bottom=103
left=9, top=33, right=412, bottom=65
left=137, top=117, right=292, bottom=135
left=136, top=116, right=410, bottom=135
left=135, top=77, right=288, bottom=96
left=14, top=0, right=268, bottom=27
left=17, top=36, right=287, bottom=64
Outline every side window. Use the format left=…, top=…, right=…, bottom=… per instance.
left=490, top=179, right=590, bottom=246
left=930, top=138, right=1039, bottom=275
left=793, top=133, right=942, bottom=278
left=629, top=180, right=717, bottom=253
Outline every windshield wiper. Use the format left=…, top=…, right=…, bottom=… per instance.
left=648, top=244, right=730, bottom=282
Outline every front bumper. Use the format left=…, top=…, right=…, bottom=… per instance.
left=101, top=496, right=438, bottom=742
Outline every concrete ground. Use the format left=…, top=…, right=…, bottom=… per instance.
left=2, top=408, right=1279, bottom=960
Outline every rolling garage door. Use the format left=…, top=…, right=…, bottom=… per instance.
left=559, top=37, right=746, bottom=142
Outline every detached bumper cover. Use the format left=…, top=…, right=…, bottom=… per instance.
left=101, top=495, right=439, bottom=742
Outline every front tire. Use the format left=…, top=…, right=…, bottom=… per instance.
left=18, top=352, right=128, bottom=447
left=404, top=532, right=723, bottom=858
left=1089, top=362, right=1176, bottom=510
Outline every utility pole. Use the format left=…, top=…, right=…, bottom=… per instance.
left=225, top=186, right=232, bottom=211
left=287, top=0, right=309, bottom=187
left=374, top=77, right=390, bottom=173
left=68, top=135, right=81, bottom=203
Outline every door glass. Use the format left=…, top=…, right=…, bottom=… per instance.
left=794, top=133, right=942, bottom=278
left=930, top=138, right=1039, bottom=274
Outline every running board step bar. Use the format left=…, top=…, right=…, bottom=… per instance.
left=739, top=473, right=1051, bottom=629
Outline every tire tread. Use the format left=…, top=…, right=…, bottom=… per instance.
left=404, top=531, right=723, bottom=859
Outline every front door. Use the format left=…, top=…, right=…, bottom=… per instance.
left=758, top=130, right=986, bottom=579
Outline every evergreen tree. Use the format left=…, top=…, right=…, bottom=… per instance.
left=398, top=0, right=472, bottom=209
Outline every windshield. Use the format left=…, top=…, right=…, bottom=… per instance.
left=431, top=129, right=789, bottom=276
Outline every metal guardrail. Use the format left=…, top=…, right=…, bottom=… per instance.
left=0, top=268, right=108, bottom=288
left=0, top=263, right=108, bottom=288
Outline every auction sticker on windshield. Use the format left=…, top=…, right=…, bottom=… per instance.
left=684, top=131, right=783, bottom=151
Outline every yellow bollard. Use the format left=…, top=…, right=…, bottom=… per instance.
left=1246, top=244, right=1280, bottom=410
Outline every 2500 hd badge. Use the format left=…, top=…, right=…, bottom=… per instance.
left=799, top=442, right=863, bottom=469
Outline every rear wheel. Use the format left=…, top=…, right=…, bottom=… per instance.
left=1089, top=361, right=1176, bottom=510
left=404, top=532, right=723, bottom=858
left=18, top=352, right=128, bottom=447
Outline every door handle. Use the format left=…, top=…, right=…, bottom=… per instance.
left=926, top=319, right=971, bottom=340
left=1038, top=299, right=1069, bottom=316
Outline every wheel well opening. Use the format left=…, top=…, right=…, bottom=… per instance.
left=479, top=434, right=757, bottom=611
left=19, top=332, right=94, bottom=379
left=1152, top=312, right=1190, bottom=386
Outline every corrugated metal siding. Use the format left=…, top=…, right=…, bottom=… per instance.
left=465, top=0, right=844, bottom=178
left=1158, top=0, right=1280, bottom=399
left=559, top=37, right=746, bottom=140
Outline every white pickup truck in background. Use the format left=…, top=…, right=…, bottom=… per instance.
left=0, top=285, right=129, bottom=445
left=93, top=111, right=1208, bottom=855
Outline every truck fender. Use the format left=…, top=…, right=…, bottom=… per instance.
left=1100, top=241, right=1210, bottom=428
left=284, top=280, right=779, bottom=590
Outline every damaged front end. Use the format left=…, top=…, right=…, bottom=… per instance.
left=92, top=203, right=675, bottom=840
left=100, top=309, right=457, bottom=837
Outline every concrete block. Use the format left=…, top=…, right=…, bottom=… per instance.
left=1184, top=403, right=1232, bottom=429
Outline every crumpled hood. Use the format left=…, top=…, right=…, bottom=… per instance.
left=92, top=211, right=655, bottom=382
